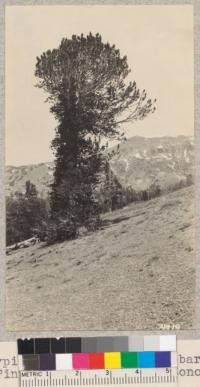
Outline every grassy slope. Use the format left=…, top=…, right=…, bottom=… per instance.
left=6, top=186, right=195, bottom=331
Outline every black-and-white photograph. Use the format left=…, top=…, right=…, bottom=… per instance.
left=5, top=5, right=195, bottom=330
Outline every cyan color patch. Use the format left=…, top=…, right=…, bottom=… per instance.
left=138, top=352, right=155, bottom=368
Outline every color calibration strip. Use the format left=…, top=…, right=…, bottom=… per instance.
left=18, top=335, right=176, bottom=354
left=18, top=351, right=177, bottom=371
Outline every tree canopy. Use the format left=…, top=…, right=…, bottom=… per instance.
left=6, top=181, right=48, bottom=245
left=35, top=33, right=155, bottom=139
left=35, top=33, right=156, bottom=241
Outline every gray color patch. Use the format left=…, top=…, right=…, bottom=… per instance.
left=96, top=337, right=114, bottom=352
left=143, top=335, right=160, bottom=351
left=112, top=336, right=129, bottom=352
left=129, top=335, right=144, bottom=351
left=81, top=337, right=97, bottom=353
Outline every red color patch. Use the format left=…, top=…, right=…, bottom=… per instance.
left=89, top=353, right=105, bottom=369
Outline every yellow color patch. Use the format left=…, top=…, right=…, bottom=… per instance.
left=104, top=352, right=121, bottom=369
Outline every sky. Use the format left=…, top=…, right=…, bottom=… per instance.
left=6, top=5, right=194, bottom=166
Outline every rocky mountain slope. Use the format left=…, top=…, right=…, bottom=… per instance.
left=6, top=135, right=194, bottom=197
left=110, top=135, right=194, bottom=191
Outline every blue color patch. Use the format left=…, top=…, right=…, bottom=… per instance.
left=138, top=352, right=155, bottom=368
left=155, top=352, right=171, bottom=368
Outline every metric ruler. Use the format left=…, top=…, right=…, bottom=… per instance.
left=19, top=368, right=178, bottom=387
left=2, top=340, right=200, bottom=387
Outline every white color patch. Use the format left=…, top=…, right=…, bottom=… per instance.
left=171, top=351, right=178, bottom=367
left=56, top=354, right=73, bottom=370
left=160, top=335, right=176, bottom=351
left=18, top=355, right=23, bottom=370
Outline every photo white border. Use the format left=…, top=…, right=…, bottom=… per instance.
left=0, top=0, right=199, bottom=340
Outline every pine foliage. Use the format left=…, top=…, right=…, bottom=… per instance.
left=35, top=33, right=155, bottom=241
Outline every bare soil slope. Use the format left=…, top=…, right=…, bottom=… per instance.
left=6, top=186, right=195, bottom=331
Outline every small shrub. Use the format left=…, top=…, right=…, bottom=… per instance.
left=47, top=218, right=78, bottom=244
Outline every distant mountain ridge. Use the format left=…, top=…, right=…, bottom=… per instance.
left=110, top=135, right=194, bottom=191
left=6, top=135, right=194, bottom=197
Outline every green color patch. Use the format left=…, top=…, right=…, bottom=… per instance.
left=121, top=352, right=138, bottom=368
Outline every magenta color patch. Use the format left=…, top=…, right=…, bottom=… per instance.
left=72, top=353, right=90, bottom=369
